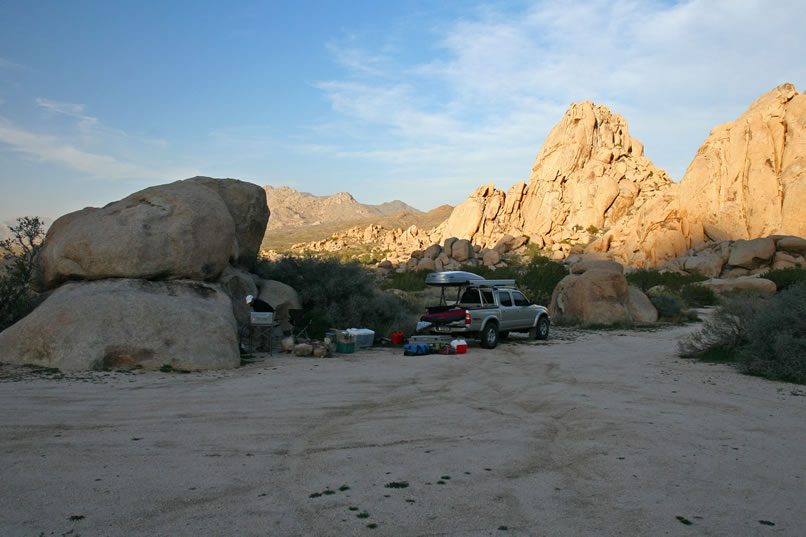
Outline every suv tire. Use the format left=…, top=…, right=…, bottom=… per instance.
left=480, top=323, right=499, bottom=349
left=533, top=316, right=550, bottom=340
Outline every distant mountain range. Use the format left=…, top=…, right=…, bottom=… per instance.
left=264, top=186, right=422, bottom=230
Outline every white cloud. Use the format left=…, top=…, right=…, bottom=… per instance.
left=314, top=0, right=806, bottom=187
left=0, top=57, right=28, bottom=71
left=0, top=116, right=193, bottom=180
left=35, top=98, right=88, bottom=118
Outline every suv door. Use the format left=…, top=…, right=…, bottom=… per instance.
left=496, top=290, right=516, bottom=330
left=511, top=290, right=535, bottom=327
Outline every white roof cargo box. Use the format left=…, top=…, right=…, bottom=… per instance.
left=425, top=271, right=515, bottom=288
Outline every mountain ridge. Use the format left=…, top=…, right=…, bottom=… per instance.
left=263, top=185, right=422, bottom=230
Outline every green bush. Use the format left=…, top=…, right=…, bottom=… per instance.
left=763, top=267, right=806, bottom=291
left=1, top=216, right=46, bottom=331
left=381, top=269, right=432, bottom=292
left=679, top=283, right=718, bottom=307
left=627, top=269, right=707, bottom=292
left=737, top=284, right=806, bottom=383
left=520, top=256, right=568, bottom=306
left=680, top=285, right=806, bottom=384
left=457, top=263, right=520, bottom=281
left=255, top=257, right=418, bottom=339
left=650, top=294, right=684, bottom=320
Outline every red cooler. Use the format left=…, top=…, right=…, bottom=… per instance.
left=391, top=331, right=404, bottom=344
left=451, top=338, right=467, bottom=354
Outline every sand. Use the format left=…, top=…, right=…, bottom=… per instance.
left=1, top=321, right=805, bottom=537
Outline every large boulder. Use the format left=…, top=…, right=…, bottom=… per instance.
left=218, top=266, right=259, bottom=326
left=481, top=248, right=501, bottom=266
left=702, top=276, right=777, bottom=297
left=0, top=279, right=239, bottom=371
left=570, top=260, right=623, bottom=275
left=33, top=181, right=237, bottom=290
left=776, top=236, right=806, bottom=255
left=417, top=257, right=437, bottom=271
left=185, top=177, right=270, bottom=264
left=727, top=237, right=776, bottom=269
left=550, top=269, right=632, bottom=326
left=451, top=239, right=474, bottom=262
left=628, top=286, right=658, bottom=323
left=682, top=251, right=724, bottom=278
left=423, top=244, right=442, bottom=260
left=258, top=279, right=301, bottom=334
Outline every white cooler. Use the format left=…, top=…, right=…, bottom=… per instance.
left=347, top=328, right=374, bottom=348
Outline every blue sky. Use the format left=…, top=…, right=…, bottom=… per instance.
left=1, top=0, right=804, bottom=220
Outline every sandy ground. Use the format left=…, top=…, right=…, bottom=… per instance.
left=1, top=321, right=805, bottom=537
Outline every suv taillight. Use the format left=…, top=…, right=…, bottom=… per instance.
left=465, top=312, right=471, bottom=325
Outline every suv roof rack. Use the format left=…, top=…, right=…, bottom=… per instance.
left=425, top=271, right=516, bottom=288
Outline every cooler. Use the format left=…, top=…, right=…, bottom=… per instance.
left=347, top=328, right=374, bottom=348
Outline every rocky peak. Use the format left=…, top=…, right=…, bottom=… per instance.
left=439, top=99, right=672, bottom=251
left=676, top=82, right=806, bottom=241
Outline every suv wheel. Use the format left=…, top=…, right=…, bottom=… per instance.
left=480, top=323, right=499, bottom=349
left=533, top=316, right=550, bottom=340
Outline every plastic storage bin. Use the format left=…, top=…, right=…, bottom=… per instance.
left=347, top=328, right=375, bottom=349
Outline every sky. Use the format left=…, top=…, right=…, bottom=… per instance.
left=1, top=0, right=805, bottom=221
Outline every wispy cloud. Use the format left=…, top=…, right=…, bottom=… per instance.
left=0, top=57, right=29, bottom=71
left=313, top=0, right=806, bottom=186
left=35, top=98, right=88, bottom=118
left=0, top=100, right=192, bottom=181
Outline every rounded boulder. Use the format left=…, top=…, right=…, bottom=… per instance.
left=34, top=181, right=238, bottom=290
left=0, top=279, right=239, bottom=371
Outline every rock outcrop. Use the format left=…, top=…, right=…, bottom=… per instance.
left=438, top=101, right=674, bottom=255
left=2, top=177, right=275, bottom=371
left=677, top=83, right=806, bottom=241
left=0, top=279, right=240, bottom=371
left=435, top=83, right=806, bottom=269
left=663, top=235, right=805, bottom=279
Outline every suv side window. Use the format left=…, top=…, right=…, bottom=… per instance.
left=513, top=291, right=529, bottom=306
left=460, top=289, right=481, bottom=305
left=481, top=290, right=494, bottom=305
left=497, top=290, right=512, bottom=307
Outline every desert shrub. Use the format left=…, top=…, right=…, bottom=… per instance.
left=679, top=283, right=718, bottom=308
left=255, top=257, right=418, bottom=339
left=763, top=267, right=806, bottom=291
left=519, top=255, right=568, bottom=306
left=381, top=269, right=431, bottom=292
left=627, top=269, right=707, bottom=292
left=679, top=294, right=763, bottom=361
left=1, top=216, right=46, bottom=331
left=650, top=293, right=684, bottom=320
left=457, top=263, right=521, bottom=281
left=678, top=288, right=806, bottom=383
left=736, top=284, right=806, bottom=383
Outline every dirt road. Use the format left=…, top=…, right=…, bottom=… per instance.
left=1, top=323, right=804, bottom=536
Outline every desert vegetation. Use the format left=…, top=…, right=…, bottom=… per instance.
left=625, top=268, right=716, bottom=322
left=381, top=251, right=568, bottom=307
left=680, top=284, right=806, bottom=384
left=255, top=256, right=420, bottom=339
left=0, top=216, right=45, bottom=331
